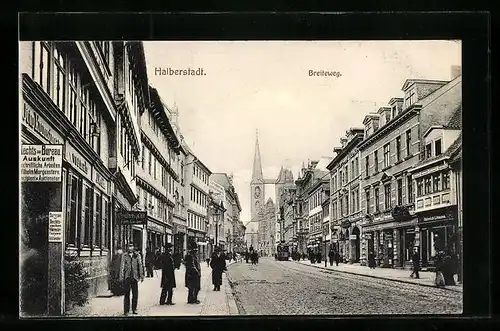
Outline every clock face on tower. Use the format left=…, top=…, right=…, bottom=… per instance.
left=254, top=186, right=261, bottom=198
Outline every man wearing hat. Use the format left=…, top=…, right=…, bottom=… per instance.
left=210, top=246, right=227, bottom=291
left=184, top=241, right=201, bottom=304
left=159, top=243, right=176, bottom=305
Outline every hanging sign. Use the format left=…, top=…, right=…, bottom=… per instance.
left=118, top=211, right=147, bottom=225
left=21, top=145, right=63, bottom=182
left=48, top=211, right=64, bottom=242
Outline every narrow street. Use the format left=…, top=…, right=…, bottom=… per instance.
left=227, top=257, right=463, bottom=315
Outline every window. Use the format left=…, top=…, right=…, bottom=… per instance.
left=66, top=175, right=79, bottom=246
left=365, top=190, right=371, bottom=214
left=351, top=160, right=355, bottom=179
left=374, top=187, right=380, bottom=212
left=384, top=184, right=392, bottom=210
left=374, top=151, right=379, bottom=172
left=148, top=150, right=152, bottom=175
left=433, top=174, right=441, bottom=192
left=339, top=198, right=343, bottom=217
left=351, top=191, right=355, bottom=213
left=345, top=195, right=349, bottom=215
left=425, top=144, right=432, bottom=159
left=94, top=193, right=102, bottom=247
left=435, top=139, right=442, bottom=156
left=396, top=136, right=401, bottom=162
left=383, top=143, right=390, bottom=168
left=53, top=46, right=66, bottom=112
left=424, top=177, right=432, bottom=194
left=391, top=105, right=397, bottom=119
left=442, top=171, right=450, bottom=189
left=355, top=189, right=360, bottom=212
left=68, top=63, right=79, bottom=128
left=103, top=199, right=109, bottom=249
left=406, top=130, right=412, bottom=157
left=407, top=175, right=414, bottom=203
left=397, top=179, right=403, bottom=205
left=83, top=185, right=92, bottom=246
left=416, top=178, right=423, bottom=197
left=365, top=156, right=369, bottom=177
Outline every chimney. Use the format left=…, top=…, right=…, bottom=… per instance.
left=451, top=65, right=462, bottom=80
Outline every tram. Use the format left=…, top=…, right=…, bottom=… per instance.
left=276, top=241, right=290, bottom=261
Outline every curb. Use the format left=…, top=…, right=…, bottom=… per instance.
left=294, top=261, right=463, bottom=293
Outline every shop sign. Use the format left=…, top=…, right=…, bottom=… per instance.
left=118, top=211, right=147, bottom=225
left=385, top=234, right=393, bottom=240
left=421, top=214, right=448, bottom=223
left=65, top=143, right=91, bottom=180
left=22, top=102, right=63, bottom=145
left=93, top=169, right=108, bottom=192
left=147, top=220, right=164, bottom=233
left=349, top=235, right=357, bottom=240
left=48, top=211, right=63, bottom=242
left=21, top=144, right=63, bottom=182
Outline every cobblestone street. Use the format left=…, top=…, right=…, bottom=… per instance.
left=227, top=257, right=463, bottom=315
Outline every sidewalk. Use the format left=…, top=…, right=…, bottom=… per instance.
left=295, top=260, right=463, bottom=293
left=67, top=260, right=238, bottom=317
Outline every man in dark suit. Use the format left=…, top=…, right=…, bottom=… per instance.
left=184, top=242, right=201, bottom=304
left=119, top=243, right=144, bottom=315
left=159, top=243, right=176, bottom=305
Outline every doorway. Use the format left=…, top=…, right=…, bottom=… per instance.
left=352, top=226, right=361, bottom=262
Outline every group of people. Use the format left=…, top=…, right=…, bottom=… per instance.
left=109, top=241, right=233, bottom=316
left=244, top=247, right=259, bottom=264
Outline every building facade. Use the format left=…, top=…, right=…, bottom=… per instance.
left=209, top=177, right=227, bottom=250
left=20, top=41, right=149, bottom=315
left=185, top=147, right=212, bottom=261
left=408, top=106, right=462, bottom=268
left=358, top=69, right=462, bottom=268
left=327, top=128, right=364, bottom=264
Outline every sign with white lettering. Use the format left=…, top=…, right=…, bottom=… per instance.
left=65, top=143, right=91, bottom=180
left=22, top=102, right=63, bottom=145
left=118, top=211, right=147, bottom=225
left=48, top=211, right=63, bottom=242
left=349, top=234, right=357, bottom=240
left=21, top=145, right=63, bottom=182
left=147, top=220, right=164, bottom=233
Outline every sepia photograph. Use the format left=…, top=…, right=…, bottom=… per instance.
left=19, top=39, right=463, bottom=317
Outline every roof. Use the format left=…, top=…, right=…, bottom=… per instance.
left=412, top=132, right=462, bottom=170
left=444, top=104, right=462, bottom=129
left=401, top=79, right=449, bottom=91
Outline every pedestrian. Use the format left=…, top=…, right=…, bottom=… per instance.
left=233, top=251, right=237, bottom=262
left=159, top=243, right=176, bottom=305
left=206, top=257, right=210, bottom=267
left=410, top=248, right=420, bottom=278
left=245, top=250, right=249, bottom=263
left=335, top=250, right=340, bottom=266
left=443, top=249, right=456, bottom=286
left=316, top=251, right=322, bottom=264
left=368, top=251, right=376, bottom=269
left=434, top=251, right=446, bottom=287
left=119, top=243, right=144, bottom=315
left=145, top=247, right=154, bottom=278
left=328, top=249, right=335, bottom=267
left=110, top=246, right=124, bottom=295
left=210, top=246, right=227, bottom=291
left=184, top=242, right=201, bottom=304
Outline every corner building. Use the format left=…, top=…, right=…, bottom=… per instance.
left=20, top=41, right=149, bottom=313
left=358, top=68, right=462, bottom=268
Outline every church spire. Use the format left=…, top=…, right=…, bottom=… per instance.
left=251, top=129, right=264, bottom=183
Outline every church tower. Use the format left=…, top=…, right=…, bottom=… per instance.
left=250, top=130, right=265, bottom=225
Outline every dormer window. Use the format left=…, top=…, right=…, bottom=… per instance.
left=404, top=88, right=417, bottom=109
left=435, top=139, right=442, bottom=156
left=425, top=143, right=432, bottom=159
left=391, top=105, right=397, bottom=119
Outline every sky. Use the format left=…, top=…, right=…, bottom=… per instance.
left=143, top=40, right=461, bottom=228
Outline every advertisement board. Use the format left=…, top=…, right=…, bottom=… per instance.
left=21, top=144, right=63, bottom=182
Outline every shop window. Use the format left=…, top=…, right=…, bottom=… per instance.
left=83, top=185, right=92, bottom=247
left=103, top=199, right=109, bottom=249
left=66, top=175, right=79, bottom=246
left=94, top=193, right=102, bottom=248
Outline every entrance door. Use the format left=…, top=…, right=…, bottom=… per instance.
left=352, top=227, right=361, bottom=262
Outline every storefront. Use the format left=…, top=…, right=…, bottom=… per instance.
left=173, top=223, right=187, bottom=258
left=361, top=216, right=418, bottom=269
left=416, top=206, right=458, bottom=268
left=146, top=218, right=167, bottom=253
